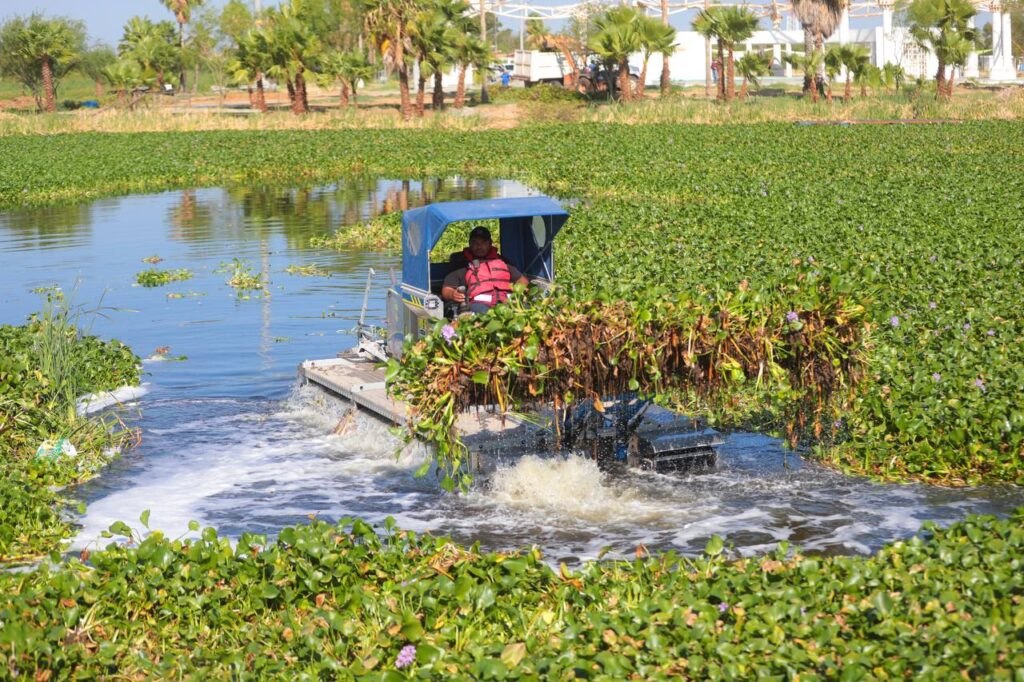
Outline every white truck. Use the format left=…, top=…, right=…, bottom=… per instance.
left=512, top=50, right=572, bottom=86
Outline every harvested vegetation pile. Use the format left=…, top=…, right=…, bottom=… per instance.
left=388, top=268, right=870, bottom=490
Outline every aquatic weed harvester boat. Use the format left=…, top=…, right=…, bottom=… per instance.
left=299, top=196, right=723, bottom=476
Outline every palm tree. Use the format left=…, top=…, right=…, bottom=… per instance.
left=735, top=50, right=771, bottom=100
left=103, top=58, right=145, bottom=108
left=408, top=4, right=451, bottom=115
left=790, top=0, right=846, bottom=97
left=637, top=15, right=675, bottom=99
left=365, top=0, right=418, bottom=120
left=718, top=7, right=759, bottom=102
left=693, top=7, right=758, bottom=102
left=837, top=44, right=870, bottom=100
left=263, top=4, right=321, bottom=115
left=7, top=15, right=85, bottom=112
left=430, top=0, right=475, bottom=110
left=824, top=45, right=843, bottom=102
left=230, top=30, right=273, bottom=112
left=453, top=33, right=488, bottom=108
left=882, top=61, right=905, bottom=92
left=693, top=8, right=726, bottom=100
left=320, top=49, right=374, bottom=107
left=785, top=49, right=824, bottom=102
left=119, top=17, right=179, bottom=90
left=590, top=7, right=642, bottom=101
left=160, top=0, right=205, bottom=91
left=907, top=0, right=976, bottom=99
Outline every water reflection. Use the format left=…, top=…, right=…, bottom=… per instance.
left=0, top=202, right=95, bottom=251
left=165, top=177, right=527, bottom=249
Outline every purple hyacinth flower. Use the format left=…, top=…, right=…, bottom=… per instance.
left=889, top=316, right=900, bottom=328
left=973, top=379, right=986, bottom=392
left=395, top=645, right=416, bottom=669
left=932, top=373, right=941, bottom=382
left=963, top=323, right=971, bottom=331
left=441, top=324, right=457, bottom=343
left=928, top=302, right=937, bottom=310
left=987, top=329, right=995, bottom=337
left=718, top=602, right=729, bottom=613
left=806, top=256, right=815, bottom=264
left=786, top=311, right=799, bottom=324
left=929, top=255, right=938, bottom=263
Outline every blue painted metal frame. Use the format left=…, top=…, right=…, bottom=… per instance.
left=400, top=196, right=569, bottom=294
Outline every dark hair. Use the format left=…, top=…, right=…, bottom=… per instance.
left=469, top=226, right=491, bottom=241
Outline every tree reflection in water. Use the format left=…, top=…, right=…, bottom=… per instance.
left=165, top=177, right=509, bottom=250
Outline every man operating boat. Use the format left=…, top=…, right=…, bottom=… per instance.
left=441, top=226, right=529, bottom=314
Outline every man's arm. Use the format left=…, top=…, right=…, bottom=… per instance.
left=441, top=269, right=466, bottom=303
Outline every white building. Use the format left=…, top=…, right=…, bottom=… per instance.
left=624, top=8, right=1015, bottom=85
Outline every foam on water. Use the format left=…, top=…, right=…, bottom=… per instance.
left=76, top=383, right=151, bottom=416
left=486, top=456, right=664, bottom=524
left=71, top=380, right=1024, bottom=564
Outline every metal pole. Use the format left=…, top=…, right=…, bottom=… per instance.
left=480, top=0, right=490, bottom=103
left=253, top=0, right=262, bottom=13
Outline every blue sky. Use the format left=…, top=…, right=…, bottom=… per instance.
left=0, top=1, right=246, bottom=46
left=1, top=0, right=1001, bottom=49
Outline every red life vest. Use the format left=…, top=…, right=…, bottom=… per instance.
left=463, top=247, right=514, bottom=307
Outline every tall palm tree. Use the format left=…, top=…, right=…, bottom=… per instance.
left=907, top=0, right=976, bottom=99
left=12, top=15, right=84, bottom=112
left=365, top=0, right=421, bottom=120
left=430, top=0, right=475, bottom=110
left=408, top=4, right=451, bottom=115
left=637, top=15, right=675, bottom=99
left=693, top=8, right=726, bottom=100
left=693, top=7, right=758, bottom=102
left=718, top=7, right=759, bottom=102
left=453, top=33, right=488, bottom=108
left=160, top=0, right=205, bottom=91
left=659, top=0, right=672, bottom=96
left=790, top=0, right=846, bottom=96
left=590, top=7, right=642, bottom=101
left=230, top=30, right=273, bottom=112
left=119, top=17, right=179, bottom=90
left=264, top=4, right=321, bottom=115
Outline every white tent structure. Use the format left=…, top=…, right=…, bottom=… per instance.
left=473, top=0, right=1018, bottom=84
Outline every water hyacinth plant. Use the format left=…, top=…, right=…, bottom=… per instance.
left=1, top=510, right=1022, bottom=677
left=388, top=267, right=871, bottom=491
left=135, top=268, right=193, bottom=287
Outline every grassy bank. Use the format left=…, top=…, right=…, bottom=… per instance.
left=0, top=85, right=1020, bottom=136
left=2, top=509, right=1022, bottom=678
left=5, top=125, right=1014, bottom=483
left=0, top=294, right=140, bottom=563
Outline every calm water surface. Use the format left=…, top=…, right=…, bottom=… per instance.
left=2, top=178, right=1021, bottom=563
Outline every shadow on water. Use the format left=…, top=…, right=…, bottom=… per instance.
left=2, top=177, right=1022, bottom=564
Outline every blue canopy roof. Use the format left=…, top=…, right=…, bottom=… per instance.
left=401, top=196, right=569, bottom=294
